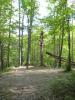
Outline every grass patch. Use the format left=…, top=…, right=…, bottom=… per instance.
left=38, top=71, right=75, bottom=100
left=0, top=67, right=13, bottom=74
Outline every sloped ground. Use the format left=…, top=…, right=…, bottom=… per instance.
left=0, top=67, right=62, bottom=100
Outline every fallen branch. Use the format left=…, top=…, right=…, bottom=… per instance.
left=46, top=51, right=75, bottom=66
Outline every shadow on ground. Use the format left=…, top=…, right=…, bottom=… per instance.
left=0, top=67, right=63, bottom=100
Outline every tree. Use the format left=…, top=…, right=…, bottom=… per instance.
left=0, top=0, right=12, bottom=70
left=21, top=13, right=24, bottom=66
left=18, top=0, right=21, bottom=66
left=40, top=31, right=44, bottom=66
left=21, top=0, right=38, bottom=68
left=66, top=16, right=71, bottom=71
left=7, top=0, right=12, bottom=67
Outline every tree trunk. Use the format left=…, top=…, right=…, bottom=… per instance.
left=7, top=23, right=11, bottom=67
left=26, top=27, right=31, bottom=69
left=53, top=31, right=57, bottom=68
left=66, top=17, right=71, bottom=71
left=18, top=0, right=21, bottom=66
left=40, top=31, right=44, bottom=66
left=59, top=20, right=64, bottom=68
left=0, top=41, right=4, bottom=70
left=7, top=1, right=12, bottom=67
left=21, top=13, right=24, bottom=66
left=71, top=14, right=74, bottom=62
left=26, top=13, right=33, bottom=69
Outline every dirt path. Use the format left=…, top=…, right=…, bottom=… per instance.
left=0, top=67, right=62, bottom=100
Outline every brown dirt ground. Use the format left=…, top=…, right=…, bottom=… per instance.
left=0, top=67, right=63, bottom=100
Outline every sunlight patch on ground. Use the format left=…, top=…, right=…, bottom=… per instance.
left=12, top=66, right=34, bottom=69
left=9, top=85, right=37, bottom=94
left=8, top=67, right=63, bottom=77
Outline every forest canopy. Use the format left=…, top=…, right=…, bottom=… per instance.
left=0, top=0, right=75, bottom=71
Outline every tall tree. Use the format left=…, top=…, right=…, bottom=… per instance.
left=21, top=13, right=24, bottom=66
left=0, top=0, right=12, bottom=70
left=40, top=31, right=44, bottom=66
left=7, top=0, right=12, bottom=67
left=18, top=0, right=21, bottom=66
left=21, top=0, right=38, bottom=68
left=71, top=15, right=74, bottom=62
left=58, top=0, right=66, bottom=67
left=66, top=16, right=71, bottom=71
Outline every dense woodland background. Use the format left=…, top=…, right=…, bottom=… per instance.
left=1, top=0, right=75, bottom=100
left=0, top=0, right=75, bottom=71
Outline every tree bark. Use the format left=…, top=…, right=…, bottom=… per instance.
left=18, top=0, right=21, bottom=66
left=21, top=13, right=24, bottom=66
left=40, top=31, right=44, bottom=66
left=58, top=20, right=64, bottom=68
left=71, top=14, right=74, bottom=62
left=26, top=27, right=31, bottom=69
left=7, top=1, right=12, bottom=67
left=67, top=17, right=71, bottom=71
left=0, top=41, right=4, bottom=70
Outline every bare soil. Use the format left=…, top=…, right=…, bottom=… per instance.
left=0, top=67, right=62, bottom=100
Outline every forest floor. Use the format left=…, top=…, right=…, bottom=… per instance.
left=0, top=67, right=75, bottom=100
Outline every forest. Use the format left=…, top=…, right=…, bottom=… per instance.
left=0, top=0, right=75, bottom=100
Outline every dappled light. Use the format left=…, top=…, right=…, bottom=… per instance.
left=0, top=0, right=75, bottom=99
left=9, top=85, right=37, bottom=94
left=0, top=67, right=64, bottom=99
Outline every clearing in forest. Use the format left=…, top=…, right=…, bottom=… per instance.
left=0, top=67, right=63, bottom=100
